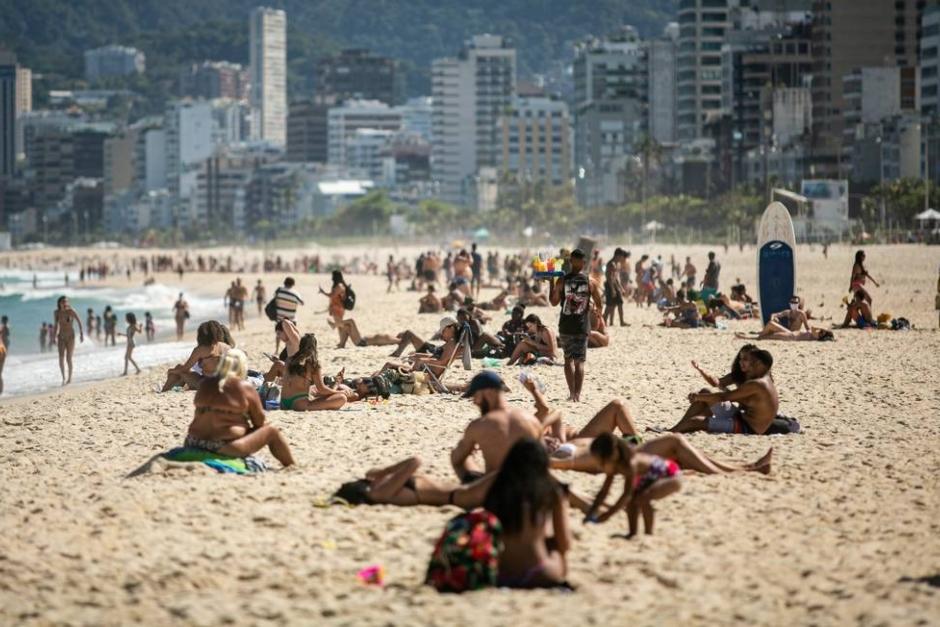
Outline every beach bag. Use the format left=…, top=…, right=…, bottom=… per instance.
left=890, top=317, right=911, bottom=331
left=767, top=415, right=801, bottom=435
left=343, top=284, right=357, bottom=311
left=264, top=298, right=278, bottom=321
left=425, top=510, right=503, bottom=593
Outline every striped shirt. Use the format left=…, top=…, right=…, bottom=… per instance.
left=274, top=286, right=303, bottom=320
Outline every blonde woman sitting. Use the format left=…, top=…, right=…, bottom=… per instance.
left=185, top=348, right=295, bottom=467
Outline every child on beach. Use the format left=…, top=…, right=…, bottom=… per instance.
left=119, top=313, right=142, bottom=375
left=145, top=312, right=155, bottom=342
left=583, top=433, right=682, bottom=537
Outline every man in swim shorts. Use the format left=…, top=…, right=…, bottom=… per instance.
left=667, top=348, right=779, bottom=435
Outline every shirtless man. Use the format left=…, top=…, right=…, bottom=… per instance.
left=231, top=278, right=248, bottom=331
left=667, top=348, right=779, bottom=435
left=683, top=256, right=697, bottom=289
left=763, top=295, right=809, bottom=334
left=52, top=296, right=85, bottom=385
left=452, top=249, right=473, bottom=296
left=253, top=280, right=266, bottom=316
left=418, top=284, right=442, bottom=314
left=173, top=293, right=189, bottom=340
left=451, top=371, right=545, bottom=483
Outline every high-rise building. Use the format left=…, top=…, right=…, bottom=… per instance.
left=14, top=66, right=31, bottom=160
left=250, top=7, right=287, bottom=146
left=401, top=97, right=433, bottom=142
left=103, top=127, right=139, bottom=196
left=432, top=34, right=516, bottom=207
left=180, top=61, right=250, bottom=101
left=648, top=24, right=679, bottom=145
left=347, top=128, right=396, bottom=181
left=84, top=45, right=145, bottom=81
left=810, top=0, right=923, bottom=177
left=327, top=99, right=404, bottom=168
left=287, top=99, right=330, bottom=163
left=841, top=66, right=920, bottom=182
left=316, top=49, right=404, bottom=106
left=498, top=95, right=572, bottom=187
left=677, top=0, right=735, bottom=142
left=573, top=26, right=648, bottom=207
left=720, top=20, right=812, bottom=175
left=921, top=5, right=940, bottom=118
left=0, top=54, right=16, bottom=177
left=165, top=100, right=215, bottom=201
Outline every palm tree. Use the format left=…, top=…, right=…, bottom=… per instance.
left=635, top=135, right=664, bottom=227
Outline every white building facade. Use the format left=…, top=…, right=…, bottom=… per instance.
left=431, top=35, right=516, bottom=207
left=249, top=7, right=287, bottom=146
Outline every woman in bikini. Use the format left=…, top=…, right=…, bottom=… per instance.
left=322, top=270, right=398, bottom=349
left=52, top=296, right=85, bottom=385
left=483, top=438, right=571, bottom=589
left=279, top=333, right=349, bottom=411
left=506, top=314, right=557, bottom=365
left=584, top=432, right=682, bottom=537
left=849, top=250, right=879, bottom=305
left=161, top=320, right=233, bottom=392
left=119, top=312, right=143, bottom=375
left=379, top=317, right=465, bottom=378
left=588, top=309, right=609, bottom=348
left=185, top=349, right=295, bottom=467
left=0, top=327, right=6, bottom=395
left=332, top=456, right=496, bottom=508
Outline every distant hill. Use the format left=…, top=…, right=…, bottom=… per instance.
left=2, top=0, right=676, bottom=103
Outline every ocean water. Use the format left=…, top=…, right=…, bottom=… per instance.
left=0, top=271, right=226, bottom=397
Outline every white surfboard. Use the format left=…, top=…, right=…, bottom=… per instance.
left=757, top=202, right=797, bottom=325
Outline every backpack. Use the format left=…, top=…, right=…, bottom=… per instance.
left=343, top=284, right=357, bottom=311
left=890, top=317, right=911, bottom=331
left=264, top=298, right=278, bottom=321
left=425, top=510, right=502, bottom=593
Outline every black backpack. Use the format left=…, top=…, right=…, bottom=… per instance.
left=343, top=284, right=356, bottom=311
left=264, top=298, right=278, bottom=321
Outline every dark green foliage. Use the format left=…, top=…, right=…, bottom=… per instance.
left=2, top=0, right=676, bottom=100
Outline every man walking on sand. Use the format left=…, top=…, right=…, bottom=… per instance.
left=550, top=249, right=603, bottom=402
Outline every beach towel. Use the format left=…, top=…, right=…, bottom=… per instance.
left=126, top=448, right=267, bottom=477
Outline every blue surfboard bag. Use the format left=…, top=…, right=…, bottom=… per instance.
left=759, top=241, right=795, bottom=325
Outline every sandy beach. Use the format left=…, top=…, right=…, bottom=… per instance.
left=1, top=242, right=938, bottom=625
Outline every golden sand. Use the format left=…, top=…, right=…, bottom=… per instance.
left=0, top=243, right=938, bottom=625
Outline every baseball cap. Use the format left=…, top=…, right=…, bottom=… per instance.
left=461, top=370, right=510, bottom=398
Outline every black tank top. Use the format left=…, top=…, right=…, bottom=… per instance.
left=558, top=272, right=591, bottom=335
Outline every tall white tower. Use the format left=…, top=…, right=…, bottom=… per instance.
left=250, top=6, right=287, bottom=146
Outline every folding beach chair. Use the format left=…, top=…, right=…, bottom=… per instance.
left=421, top=323, right=473, bottom=394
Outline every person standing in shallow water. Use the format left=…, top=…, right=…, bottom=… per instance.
left=173, top=293, right=189, bottom=341
left=550, top=249, right=603, bottom=402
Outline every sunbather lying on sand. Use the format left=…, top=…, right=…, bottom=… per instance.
left=332, top=456, right=496, bottom=507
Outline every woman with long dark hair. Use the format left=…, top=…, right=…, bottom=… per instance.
left=483, top=438, right=571, bottom=589
left=279, top=333, right=348, bottom=411
left=52, top=296, right=84, bottom=385
left=849, top=250, right=879, bottom=305
left=161, top=320, right=234, bottom=391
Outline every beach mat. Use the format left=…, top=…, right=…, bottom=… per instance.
left=126, top=447, right=267, bottom=477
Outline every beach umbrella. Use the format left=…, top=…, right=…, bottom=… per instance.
left=915, top=208, right=940, bottom=220
left=644, top=220, right=665, bottom=231
left=451, top=239, right=465, bottom=249
left=473, top=227, right=491, bottom=240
